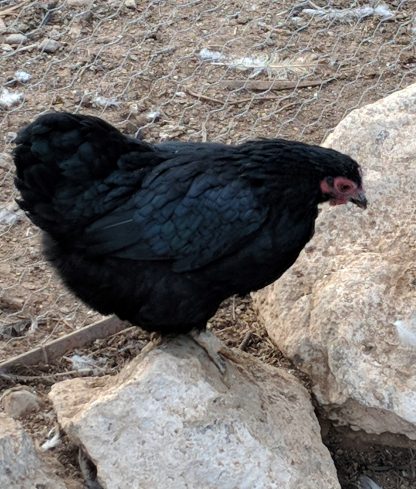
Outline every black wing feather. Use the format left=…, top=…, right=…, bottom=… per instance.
left=84, top=155, right=268, bottom=271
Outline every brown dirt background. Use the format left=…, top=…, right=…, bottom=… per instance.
left=1, top=1, right=416, bottom=488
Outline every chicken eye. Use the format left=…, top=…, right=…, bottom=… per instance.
left=340, top=184, right=352, bottom=193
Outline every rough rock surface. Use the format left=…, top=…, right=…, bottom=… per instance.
left=49, top=334, right=340, bottom=489
left=0, top=414, right=68, bottom=489
left=1, top=388, right=41, bottom=418
left=253, top=84, right=416, bottom=439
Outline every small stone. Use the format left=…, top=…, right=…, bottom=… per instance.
left=6, top=131, right=18, bottom=142
left=146, top=110, right=161, bottom=122
left=128, top=103, right=139, bottom=114
left=67, top=0, right=93, bottom=5
left=38, top=38, right=61, bottom=53
left=13, top=22, right=30, bottom=33
left=0, top=153, right=12, bottom=169
left=124, top=0, right=137, bottom=7
left=1, top=389, right=41, bottom=418
left=4, top=33, right=28, bottom=45
left=68, top=23, right=82, bottom=38
left=15, top=70, right=32, bottom=83
left=0, top=205, right=23, bottom=226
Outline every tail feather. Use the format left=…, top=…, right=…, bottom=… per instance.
left=13, top=112, right=155, bottom=237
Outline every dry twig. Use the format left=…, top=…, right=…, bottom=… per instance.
left=0, top=1, right=31, bottom=17
left=221, top=78, right=335, bottom=91
left=0, top=368, right=108, bottom=385
left=239, top=331, right=252, bottom=351
left=0, top=316, right=128, bottom=370
left=184, top=87, right=300, bottom=110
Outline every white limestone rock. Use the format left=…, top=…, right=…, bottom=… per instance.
left=253, top=83, right=416, bottom=439
left=49, top=334, right=340, bottom=489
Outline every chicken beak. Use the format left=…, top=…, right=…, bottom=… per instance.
left=350, top=191, right=368, bottom=209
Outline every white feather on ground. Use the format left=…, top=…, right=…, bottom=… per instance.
left=359, top=475, right=383, bottom=489
left=92, top=95, right=119, bottom=108
left=41, top=424, right=61, bottom=451
left=0, top=88, right=23, bottom=109
left=28, top=317, right=39, bottom=335
left=302, top=4, right=394, bottom=23
left=199, top=48, right=316, bottom=78
left=66, top=353, right=107, bottom=374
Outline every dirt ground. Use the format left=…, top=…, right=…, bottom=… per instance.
left=1, top=0, right=416, bottom=488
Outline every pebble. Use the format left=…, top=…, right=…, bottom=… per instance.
left=38, top=38, right=61, bottom=53
left=48, top=29, right=62, bottom=41
left=124, top=0, right=137, bottom=7
left=13, top=22, right=30, bottom=33
left=1, top=389, right=41, bottom=418
left=15, top=70, right=32, bottom=83
left=128, top=103, right=139, bottom=114
left=0, top=205, right=23, bottom=226
left=146, top=110, right=161, bottom=122
left=67, top=0, right=93, bottom=5
left=4, top=33, right=28, bottom=45
left=6, top=131, right=18, bottom=142
left=0, top=153, right=12, bottom=169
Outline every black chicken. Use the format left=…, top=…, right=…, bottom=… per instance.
left=13, top=112, right=367, bottom=343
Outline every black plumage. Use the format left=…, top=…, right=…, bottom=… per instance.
left=13, top=112, right=366, bottom=335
